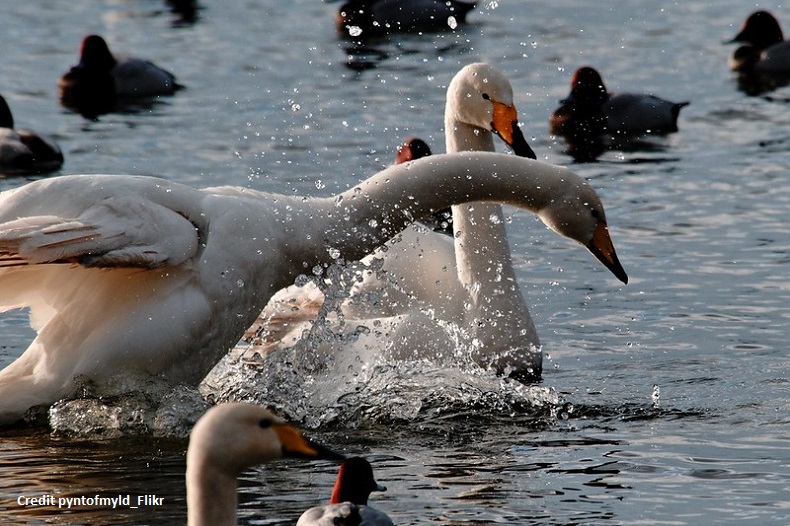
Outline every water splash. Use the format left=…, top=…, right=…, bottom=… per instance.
left=201, top=261, right=559, bottom=429
left=48, top=385, right=209, bottom=438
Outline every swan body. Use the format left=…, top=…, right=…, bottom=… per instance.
left=247, top=63, right=626, bottom=380
left=0, top=95, right=63, bottom=174
left=550, top=66, right=689, bottom=140
left=298, top=457, right=393, bottom=526
left=336, top=0, right=477, bottom=38
left=187, top=402, right=343, bottom=526
left=0, top=151, right=625, bottom=425
left=58, top=35, right=181, bottom=115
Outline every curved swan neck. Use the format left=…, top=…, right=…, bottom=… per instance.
left=292, top=153, right=569, bottom=268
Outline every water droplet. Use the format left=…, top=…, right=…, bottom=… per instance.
left=447, top=16, right=457, bottom=29
left=368, top=219, right=378, bottom=228
left=348, top=26, right=362, bottom=37
left=290, top=102, right=300, bottom=112
left=315, top=180, right=325, bottom=190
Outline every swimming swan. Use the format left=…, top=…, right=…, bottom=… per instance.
left=186, top=402, right=343, bottom=526
left=0, top=151, right=625, bottom=425
left=245, top=63, right=626, bottom=381
left=297, top=456, right=393, bottom=526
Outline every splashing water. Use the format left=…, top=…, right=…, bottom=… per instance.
left=201, top=261, right=560, bottom=429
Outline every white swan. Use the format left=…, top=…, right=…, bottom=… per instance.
left=244, top=63, right=627, bottom=380
left=186, top=402, right=343, bottom=526
left=0, top=151, right=625, bottom=425
left=297, top=456, right=394, bottom=526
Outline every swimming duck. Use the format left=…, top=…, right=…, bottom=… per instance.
left=336, top=0, right=477, bottom=38
left=0, top=150, right=624, bottom=425
left=297, top=457, right=394, bottom=526
left=728, top=10, right=790, bottom=75
left=550, top=66, right=688, bottom=159
left=0, top=95, right=63, bottom=174
left=187, top=402, right=343, bottom=526
left=58, top=34, right=182, bottom=116
left=244, top=64, right=626, bottom=383
left=393, top=137, right=452, bottom=234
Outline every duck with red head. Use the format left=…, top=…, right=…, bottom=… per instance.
left=298, top=457, right=393, bottom=526
left=58, top=35, right=182, bottom=117
left=551, top=66, right=688, bottom=160
left=727, top=11, right=790, bottom=92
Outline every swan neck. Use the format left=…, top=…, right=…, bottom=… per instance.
left=294, top=153, right=560, bottom=268
left=187, top=463, right=239, bottom=526
left=444, top=113, right=496, bottom=154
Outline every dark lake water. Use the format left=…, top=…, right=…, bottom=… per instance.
left=1, top=0, right=789, bottom=524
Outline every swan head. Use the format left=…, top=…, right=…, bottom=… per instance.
left=187, top=403, right=344, bottom=477
left=538, top=185, right=628, bottom=285
left=447, top=62, right=536, bottom=158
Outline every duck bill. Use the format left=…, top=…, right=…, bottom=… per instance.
left=586, top=222, right=628, bottom=284
left=273, top=423, right=346, bottom=461
left=491, top=100, right=537, bottom=160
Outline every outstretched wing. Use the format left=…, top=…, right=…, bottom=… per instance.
left=0, top=193, right=199, bottom=269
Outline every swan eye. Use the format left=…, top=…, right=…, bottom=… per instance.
left=258, top=418, right=273, bottom=429
left=482, top=93, right=491, bottom=100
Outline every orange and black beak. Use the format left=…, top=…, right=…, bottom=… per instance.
left=586, top=222, right=628, bottom=284
left=490, top=99, right=537, bottom=160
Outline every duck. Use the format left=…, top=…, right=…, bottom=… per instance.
left=550, top=66, right=688, bottom=159
left=58, top=34, right=182, bottom=116
left=0, top=95, right=63, bottom=175
left=297, top=457, right=394, bottom=526
left=244, top=63, right=627, bottom=382
left=0, top=150, right=626, bottom=425
left=727, top=10, right=790, bottom=88
left=336, top=0, right=477, bottom=38
left=393, top=137, right=452, bottom=234
left=186, top=402, right=344, bottom=526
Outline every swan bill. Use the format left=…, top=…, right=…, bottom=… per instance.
left=490, top=100, right=537, bottom=159
left=273, top=423, right=346, bottom=460
left=587, top=222, right=629, bottom=284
